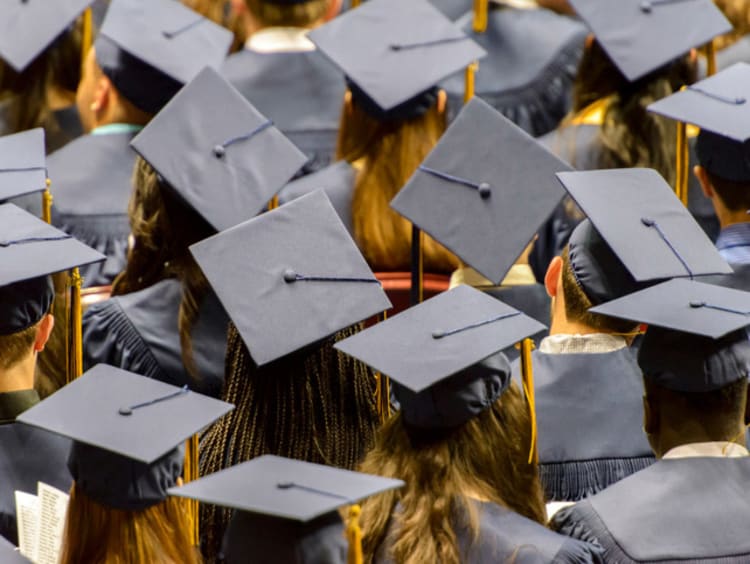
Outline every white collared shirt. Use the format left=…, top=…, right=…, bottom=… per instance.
left=662, top=441, right=749, bottom=459
left=245, top=27, right=315, bottom=53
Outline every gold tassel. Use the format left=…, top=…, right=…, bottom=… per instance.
left=81, top=8, right=93, bottom=73
left=184, top=435, right=200, bottom=546
left=42, top=179, right=53, bottom=224
left=67, top=268, right=84, bottom=383
left=473, top=0, right=488, bottom=33
left=268, top=195, right=279, bottom=210
left=464, top=62, right=478, bottom=104
left=346, top=505, right=364, bottom=564
left=350, top=0, right=361, bottom=7
left=417, top=229, right=424, bottom=304
left=374, top=312, right=391, bottom=424
left=519, top=338, right=538, bottom=465
left=704, top=40, right=717, bottom=77
left=674, top=87, right=689, bottom=208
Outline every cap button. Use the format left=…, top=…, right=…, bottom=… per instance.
left=283, top=269, right=298, bottom=283
left=432, top=330, right=445, bottom=339
left=118, top=407, right=133, bottom=416
left=640, top=0, right=653, bottom=12
left=689, top=301, right=706, bottom=309
left=213, top=145, right=226, bottom=159
left=277, top=482, right=294, bottom=489
left=477, top=182, right=491, bottom=199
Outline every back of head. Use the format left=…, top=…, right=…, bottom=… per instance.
left=696, top=130, right=750, bottom=211
left=0, top=276, right=54, bottom=371
left=244, top=0, right=332, bottom=28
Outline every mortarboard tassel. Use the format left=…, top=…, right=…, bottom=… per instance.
left=80, top=8, right=93, bottom=74
left=418, top=165, right=491, bottom=199
left=282, top=270, right=381, bottom=285
left=346, top=505, right=364, bottom=564
left=42, top=178, right=53, bottom=225
left=431, top=312, right=520, bottom=339
left=704, top=40, right=717, bottom=77
left=375, top=311, right=392, bottom=424
left=185, top=434, right=200, bottom=546
left=473, top=0, right=488, bottom=33
left=410, top=226, right=424, bottom=305
left=640, top=217, right=694, bottom=279
left=689, top=301, right=750, bottom=316
left=67, top=268, right=84, bottom=383
left=674, top=87, right=689, bottom=207
left=519, top=338, right=538, bottom=465
left=464, top=62, right=478, bottom=104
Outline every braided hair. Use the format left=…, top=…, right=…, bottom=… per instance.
left=199, top=322, right=380, bottom=561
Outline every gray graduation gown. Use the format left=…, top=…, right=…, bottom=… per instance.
left=82, top=278, right=229, bottom=398
left=513, top=349, right=654, bottom=501
left=48, top=132, right=137, bottom=287
left=552, top=457, right=750, bottom=563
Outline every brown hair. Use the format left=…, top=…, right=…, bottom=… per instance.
left=560, top=247, right=639, bottom=334
left=0, top=323, right=40, bottom=370
left=199, top=322, right=380, bottom=562
left=59, top=483, right=200, bottom=564
left=358, top=383, right=546, bottom=564
left=336, top=97, right=459, bottom=273
left=713, top=0, right=750, bottom=50
left=0, top=18, right=82, bottom=149
left=112, top=157, right=215, bottom=379
left=243, top=0, right=330, bottom=27
left=182, top=0, right=247, bottom=52
left=571, top=41, right=696, bottom=186
left=705, top=170, right=750, bottom=212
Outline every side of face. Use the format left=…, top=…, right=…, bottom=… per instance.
left=75, top=48, right=110, bottom=133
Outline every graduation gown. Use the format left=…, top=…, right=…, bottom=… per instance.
left=48, top=131, right=137, bottom=287
left=375, top=501, right=604, bottom=563
left=222, top=49, right=346, bottom=176
left=0, top=390, right=72, bottom=545
left=82, top=278, right=229, bottom=398
left=552, top=457, right=750, bottom=563
left=513, top=349, right=654, bottom=501
left=0, top=103, right=82, bottom=155
left=440, top=6, right=586, bottom=136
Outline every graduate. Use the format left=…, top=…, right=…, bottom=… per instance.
left=16, top=364, right=233, bottom=564
left=553, top=279, right=750, bottom=562
left=0, top=204, right=104, bottom=545
left=335, top=285, right=604, bottom=563
left=523, top=168, right=732, bottom=502
left=222, top=0, right=346, bottom=175
left=47, top=0, right=233, bottom=287
left=308, top=0, right=485, bottom=273
left=439, top=0, right=587, bottom=136
left=0, top=1, right=91, bottom=153
left=531, top=0, right=731, bottom=279
left=82, top=67, right=306, bottom=398
left=191, top=190, right=391, bottom=561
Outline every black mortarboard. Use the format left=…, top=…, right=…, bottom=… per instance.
left=0, top=129, right=47, bottom=201
left=0, top=536, right=29, bottom=564
left=308, top=0, right=485, bottom=120
left=591, top=279, right=750, bottom=392
left=648, top=62, right=750, bottom=183
left=391, top=97, right=568, bottom=284
left=190, top=190, right=392, bottom=366
left=0, top=0, right=93, bottom=72
left=17, top=364, right=233, bottom=510
left=557, top=169, right=732, bottom=288
left=0, top=277, right=54, bottom=337
left=131, top=67, right=307, bottom=232
left=95, top=0, right=233, bottom=114
left=335, top=285, right=545, bottom=428
left=568, top=0, right=731, bottom=82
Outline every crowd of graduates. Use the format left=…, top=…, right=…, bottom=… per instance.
left=1, top=0, right=750, bottom=562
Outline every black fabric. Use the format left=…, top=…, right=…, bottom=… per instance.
left=553, top=458, right=750, bottom=562
left=696, top=130, right=750, bottom=184
left=82, top=278, right=229, bottom=397
left=0, top=423, right=72, bottom=544
left=442, top=6, right=586, bottom=137
left=0, top=276, right=53, bottom=336
left=222, top=49, right=345, bottom=175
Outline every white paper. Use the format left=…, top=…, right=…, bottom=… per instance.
left=546, top=500, right=575, bottom=521
left=14, top=483, right=69, bottom=564
left=14, top=491, right=39, bottom=560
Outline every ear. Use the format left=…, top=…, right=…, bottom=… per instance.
left=693, top=165, right=714, bottom=199
left=90, top=74, right=113, bottom=114
left=544, top=256, right=563, bottom=299
left=324, top=0, right=343, bottom=21
left=437, top=89, right=447, bottom=115
left=33, top=314, right=55, bottom=353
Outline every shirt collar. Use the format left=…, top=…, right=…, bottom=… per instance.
left=539, top=333, right=628, bottom=354
left=91, top=123, right=144, bottom=136
left=0, top=389, right=40, bottom=424
left=245, top=27, right=315, bottom=53
left=716, top=222, right=750, bottom=250
left=663, top=441, right=749, bottom=460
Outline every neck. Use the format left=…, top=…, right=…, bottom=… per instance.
left=653, top=423, right=747, bottom=459
left=0, top=354, right=36, bottom=394
left=719, top=213, right=750, bottom=231
left=548, top=293, right=603, bottom=336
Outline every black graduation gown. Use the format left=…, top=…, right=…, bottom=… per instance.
left=222, top=48, right=346, bottom=176
left=440, top=6, right=586, bottom=137
left=277, top=161, right=356, bottom=236
left=375, top=501, right=604, bottom=563
left=513, top=349, right=654, bottom=501
left=553, top=457, right=750, bottom=563
left=702, top=263, right=750, bottom=292
left=82, top=278, right=229, bottom=398
left=0, top=391, right=72, bottom=545
left=47, top=132, right=136, bottom=287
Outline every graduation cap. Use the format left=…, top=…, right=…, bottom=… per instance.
left=0, top=0, right=93, bottom=72
left=648, top=62, right=750, bottom=183
left=131, top=67, right=307, bottom=232
left=391, top=97, right=568, bottom=285
left=557, top=169, right=732, bottom=299
left=189, top=190, right=392, bottom=367
left=308, top=0, right=486, bottom=120
left=335, top=284, right=545, bottom=428
left=95, top=0, right=233, bottom=114
left=567, top=0, right=731, bottom=82
left=591, top=279, right=750, bottom=392
left=169, top=455, right=403, bottom=562
left=17, top=364, right=233, bottom=510
left=0, top=129, right=47, bottom=202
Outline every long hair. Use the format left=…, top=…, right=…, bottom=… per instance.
left=199, top=322, right=380, bottom=562
left=570, top=41, right=696, bottom=186
left=358, top=383, right=546, bottom=564
left=0, top=18, right=82, bottom=146
left=112, top=157, right=215, bottom=379
left=59, top=483, right=200, bottom=564
left=181, top=0, right=247, bottom=53
left=336, top=97, right=459, bottom=273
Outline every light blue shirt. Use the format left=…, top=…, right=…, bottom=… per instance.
left=716, top=223, right=750, bottom=265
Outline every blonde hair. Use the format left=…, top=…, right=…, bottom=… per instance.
left=244, top=0, right=329, bottom=27
left=713, top=0, right=750, bottom=50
